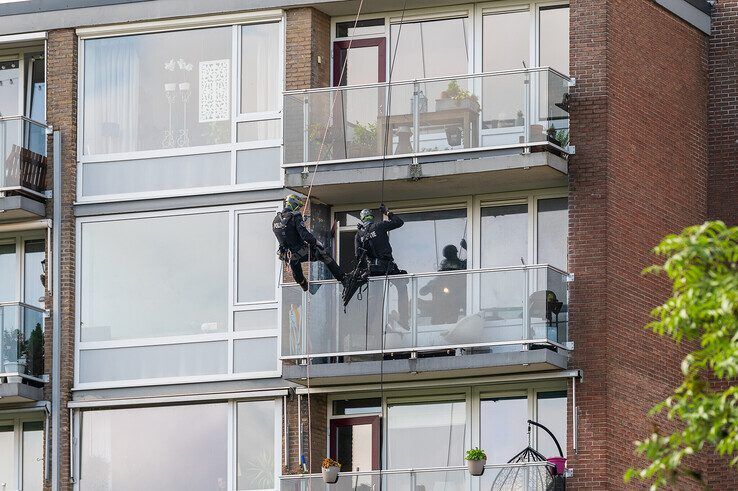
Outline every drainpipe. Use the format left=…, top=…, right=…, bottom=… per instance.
left=51, top=130, right=61, bottom=491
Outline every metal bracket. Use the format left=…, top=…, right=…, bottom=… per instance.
left=566, top=273, right=575, bottom=283
left=44, top=190, right=53, bottom=199
left=568, top=77, right=576, bottom=87
left=564, top=468, right=574, bottom=478
left=565, top=145, right=575, bottom=155
left=565, top=341, right=574, bottom=351
left=408, top=161, right=422, bottom=181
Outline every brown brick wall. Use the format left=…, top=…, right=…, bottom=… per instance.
left=569, top=0, right=737, bottom=488
left=45, top=28, right=77, bottom=491
left=708, top=0, right=738, bottom=225
left=284, top=393, right=328, bottom=474
left=285, top=7, right=331, bottom=90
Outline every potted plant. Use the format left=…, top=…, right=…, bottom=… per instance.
left=321, top=457, right=341, bottom=484
left=2, top=328, right=28, bottom=382
left=437, top=81, right=480, bottom=113
left=465, top=447, right=487, bottom=476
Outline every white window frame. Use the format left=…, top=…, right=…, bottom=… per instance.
left=0, top=231, right=46, bottom=306
left=71, top=397, right=282, bottom=491
left=76, top=12, right=285, bottom=204
left=0, top=415, right=45, bottom=491
left=74, top=202, right=282, bottom=390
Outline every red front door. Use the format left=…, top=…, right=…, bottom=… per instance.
left=330, top=415, right=381, bottom=472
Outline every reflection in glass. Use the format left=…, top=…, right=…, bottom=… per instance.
left=537, top=197, right=568, bottom=271
left=390, top=18, right=469, bottom=80
left=540, top=7, right=570, bottom=75
left=387, top=401, right=466, bottom=469
left=333, top=398, right=382, bottom=416
left=0, top=243, right=17, bottom=302
left=335, top=422, right=374, bottom=472
left=392, top=209, right=468, bottom=273
left=23, top=421, right=44, bottom=491
left=336, top=18, right=385, bottom=38
left=83, top=27, right=232, bottom=155
left=80, top=213, right=229, bottom=342
left=237, top=400, right=276, bottom=490
left=537, top=391, right=567, bottom=458
left=481, top=396, right=528, bottom=464
left=80, top=404, right=228, bottom=490
left=241, top=23, right=280, bottom=114
left=480, top=204, right=528, bottom=267
left=24, top=240, right=45, bottom=307
left=238, top=212, right=277, bottom=303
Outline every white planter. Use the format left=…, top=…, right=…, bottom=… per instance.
left=467, top=459, right=486, bottom=476
left=3, top=361, right=26, bottom=383
left=322, top=466, right=339, bottom=484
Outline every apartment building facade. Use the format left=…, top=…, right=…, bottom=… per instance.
left=0, top=0, right=734, bottom=489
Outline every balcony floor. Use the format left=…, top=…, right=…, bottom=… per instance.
left=285, top=146, right=567, bottom=204
left=283, top=347, right=568, bottom=386
left=0, top=382, right=44, bottom=404
left=0, top=195, right=46, bottom=222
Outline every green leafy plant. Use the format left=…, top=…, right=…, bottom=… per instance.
left=349, top=121, right=377, bottom=157
left=624, top=221, right=738, bottom=489
left=322, top=457, right=341, bottom=469
left=465, top=447, right=487, bottom=461
left=441, top=80, right=479, bottom=104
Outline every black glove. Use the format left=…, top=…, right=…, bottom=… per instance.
left=460, top=238, right=467, bottom=250
left=277, top=248, right=287, bottom=261
left=379, top=203, right=388, bottom=215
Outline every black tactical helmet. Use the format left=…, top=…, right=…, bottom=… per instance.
left=359, top=209, right=375, bottom=223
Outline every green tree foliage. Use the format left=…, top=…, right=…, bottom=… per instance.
left=625, top=221, right=738, bottom=489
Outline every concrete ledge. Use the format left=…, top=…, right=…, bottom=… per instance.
left=0, top=382, right=45, bottom=404
left=286, top=148, right=568, bottom=204
left=0, top=195, right=46, bottom=222
left=283, top=348, right=569, bottom=386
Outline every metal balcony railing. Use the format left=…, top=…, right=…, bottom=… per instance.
left=283, top=67, right=571, bottom=167
left=0, top=116, right=49, bottom=197
left=280, top=462, right=560, bottom=490
left=281, top=264, right=569, bottom=360
left=0, top=302, right=45, bottom=383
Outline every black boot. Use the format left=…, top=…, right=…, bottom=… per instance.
left=298, top=278, right=308, bottom=292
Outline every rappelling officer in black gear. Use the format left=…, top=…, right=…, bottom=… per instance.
left=355, top=204, right=409, bottom=329
left=273, top=194, right=346, bottom=292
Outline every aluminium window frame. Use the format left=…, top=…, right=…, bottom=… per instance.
left=0, top=415, right=45, bottom=491
left=73, top=202, right=282, bottom=390
left=75, top=12, right=286, bottom=204
left=71, top=397, right=283, bottom=491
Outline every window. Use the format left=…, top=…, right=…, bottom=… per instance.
left=79, top=19, right=282, bottom=199
left=480, top=203, right=528, bottom=267
left=0, top=242, right=16, bottom=302
left=540, top=6, right=570, bottom=74
left=237, top=400, right=278, bottom=490
left=0, top=51, right=44, bottom=121
left=537, top=197, right=568, bottom=270
left=77, top=205, right=280, bottom=386
left=537, top=391, right=567, bottom=458
left=480, top=396, right=529, bottom=464
left=79, top=404, right=229, bottom=490
left=0, top=418, right=44, bottom=491
left=336, top=18, right=385, bottom=38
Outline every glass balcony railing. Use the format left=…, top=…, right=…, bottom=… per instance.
left=284, top=67, right=570, bottom=166
left=0, top=303, right=45, bottom=382
left=280, top=462, right=559, bottom=491
left=0, top=116, right=49, bottom=196
left=281, top=264, right=569, bottom=360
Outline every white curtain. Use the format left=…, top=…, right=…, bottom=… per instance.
left=84, top=38, right=140, bottom=155
left=241, top=23, right=279, bottom=115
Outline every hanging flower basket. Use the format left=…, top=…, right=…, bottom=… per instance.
left=465, top=447, right=487, bottom=476
left=321, top=458, right=340, bottom=484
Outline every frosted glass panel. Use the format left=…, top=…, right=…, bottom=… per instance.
left=22, top=421, right=44, bottom=491
left=234, top=309, right=277, bottom=332
left=233, top=337, right=278, bottom=373
left=0, top=243, right=17, bottom=303
left=236, top=147, right=281, bottom=184
left=80, top=404, right=228, bottom=490
left=237, top=212, right=276, bottom=303
left=237, top=400, right=276, bottom=490
left=81, top=152, right=230, bottom=196
left=80, top=212, right=228, bottom=342
left=79, top=341, right=227, bottom=383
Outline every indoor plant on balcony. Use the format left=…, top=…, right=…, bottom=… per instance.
left=465, top=447, right=487, bottom=476
left=321, top=458, right=341, bottom=484
left=437, top=80, right=480, bottom=113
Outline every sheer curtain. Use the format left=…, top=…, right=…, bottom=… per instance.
left=241, top=23, right=279, bottom=115
left=84, top=37, right=140, bottom=155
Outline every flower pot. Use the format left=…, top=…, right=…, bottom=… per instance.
left=322, top=466, right=339, bottom=484
left=3, top=361, right=26, bottom=383
left=435, top=97, right=480, bottom=113
left=467, top=458, right=486, bottom=476
left=547, top=456, right=567, bottom=476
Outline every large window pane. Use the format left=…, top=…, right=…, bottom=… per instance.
left=390, top=17, right=469, bottom=80
left=537, top=197, right=568, bottom=270
left=79, top=341, right=228, bottom=383
left=540, top=7, right=570, bottom=74
left=83, top=27, right=231, bottom=155
left=480, top=204, right=528, bottom=267
left=0, top=243, right=16, bottom=302
left=480, top=396, right=528, bottom=464
left=0, top=60, right=19, bottom=116
left=80, top=404, right=228, bottom=490
left=0, top=425, right=13, bottom=488
left=237, top=212, right=277, bottom=303
left=236, top=147, right=281, bottom=184
left=233, top=337, right=278, bottom=373
left=237, top=400, right=276, bottom=490
left=81, top=152, right=230, bottom=197
left=24, top=240, right=45, bottom=307
left=387, top=400, right=466, bottom=469
left=22, top=421, right=44, bottom=491
left=241, top=23, right=280, bottom=114
left=391, top=209, right=468, bottom=273
left=537, top=391, right=567, bottom=458
left=80, top=213, right=228, bottom=342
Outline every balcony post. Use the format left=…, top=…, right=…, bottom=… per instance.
left=524, top=70, right=531, bottom=152
left=523, top=267, right=531, bottom=343
left=302, top=93, right=310, bottom=164
left=412, top=81, right=421, bottom=153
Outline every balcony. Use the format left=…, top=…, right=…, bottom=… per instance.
left=283, top=68, right=571, bottom=204
left=281, top=265, right=570, bottom=385
left=280, top=462, right=564, bottom=490
left=0, top=302, right=45, bottom=403
left=0, top=116, right=49, bottom=221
